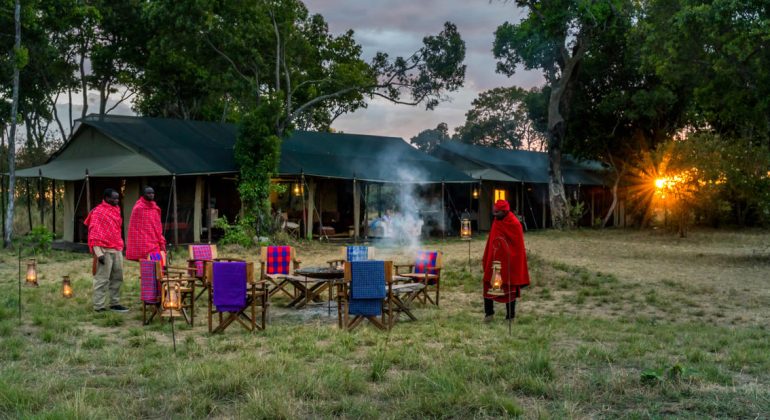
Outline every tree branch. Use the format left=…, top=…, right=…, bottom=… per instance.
left=104, top=88, right=137, bottom=114
left=285, top=86, right=361, bottom=126
left=204, top=36, right=254, bottom=85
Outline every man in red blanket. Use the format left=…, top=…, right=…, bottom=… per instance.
left=84, top=188, right=128, bottom=313
left=126, top=186, right=166, bottom=261
left=481, top=199, right=530, bottom=322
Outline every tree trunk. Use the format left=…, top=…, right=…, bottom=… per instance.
left=546, top=75, right=571, bottom=229
left=602, top=159, right=624, bottom=228
left=545, top=42, right=586, bottom=229
left=4, top=0, right=21, bottom=248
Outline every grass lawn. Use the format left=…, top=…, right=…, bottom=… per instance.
left=1, top=229, right=768, bottom=418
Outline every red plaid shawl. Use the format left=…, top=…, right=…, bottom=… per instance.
left=482, top=211, right=530, bottom=303
left=83, top=201, right=123, bottom=253
left=190, top=244, right=214, bottom=277
left=140, top=259, right=161, bottom=303
left=414, top=251, right=439, bottom=275
left=266, top=246, right=291, bottom=274
left=126, top=197, right=166, bottom=261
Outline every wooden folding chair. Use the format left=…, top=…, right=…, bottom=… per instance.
left=207, top=261, right=268, bottom=333
left=388, top=281, right=425, bottom=326
left=337, top=261, right=392, bottom=331
left=187, top=243, right=219, bottom=301
left=327, top=246, right=377, bottom=269
left=259, top=246, right=301, bottom=298
left=394, top=250, right=443, bottom=306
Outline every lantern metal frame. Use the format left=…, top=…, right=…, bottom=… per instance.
left=161, top=279, right=183, bottom=315
left=460, top=217, right=472, bottom=266
left=160, top=277, right=185, bottom=353
left=25, top=258, right=39, bottom=287
left=292, top=182, right=303, bottom=197
left=487, top=261, right=505, bottom=297
left=488, top=235, right=514, bottom=334
left=62, top=275, right=73, bottom=298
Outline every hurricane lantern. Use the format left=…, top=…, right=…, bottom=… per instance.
left=472, top=187, right=479, bottom=199
left=162, top=281, right=182, bottom=312
left=25, top=259, right=39, bottom=287
left=488, top=261, right=505, bottom=296
left=61, top=276, right=73, bottom=298
left=460, top=218, right=472, bottom=239
left=292, top=183, right=303, bottom=197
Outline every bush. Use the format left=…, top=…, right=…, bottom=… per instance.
left=214, top=216, right=254, bottom=248
left=24, top=225, right=54, bottom=254
left=569, top=201, right=586, bottom=227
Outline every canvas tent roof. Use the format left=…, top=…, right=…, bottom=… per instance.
left=278, top=131, right=473, bottom=183
left=16, top=115, right=473, bottom=183
left=434, top=141, right=606, bottom=186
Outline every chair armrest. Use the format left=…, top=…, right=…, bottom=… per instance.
left=327, top=259, right=344, bottom=268
left=393, top=263, right=414, bottom=275
left=167, top=265, right=196, bottom=274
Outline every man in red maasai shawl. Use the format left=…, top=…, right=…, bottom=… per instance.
left=84, top=188, right=128, bottom=313
left=481, top=199, right=530, bottom=322
left=126, top=186, right=166, bottom=261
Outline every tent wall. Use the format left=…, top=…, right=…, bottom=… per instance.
left=122, top=179, right=140, bottom=236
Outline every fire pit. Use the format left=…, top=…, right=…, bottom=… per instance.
left=294, top=266, right=344, bottom=280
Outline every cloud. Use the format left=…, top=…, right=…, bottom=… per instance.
left=304, top=0, right=542, bottom=139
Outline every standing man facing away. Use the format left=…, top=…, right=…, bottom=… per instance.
left=126, top=186, right=166, bottom=261
left=84, top=188, right=128, bottom=313
left=481, top=199, right=530, bottom=322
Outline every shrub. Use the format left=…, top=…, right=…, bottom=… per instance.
left=25, top=225, right=54, bottom=254
left=214, top=216, right=254, bottom=248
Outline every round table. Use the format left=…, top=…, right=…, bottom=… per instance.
left=294, top=267, right=344, bottom=279
left=292, top=267, right=344, bottom=313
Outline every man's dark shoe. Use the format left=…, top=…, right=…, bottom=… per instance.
left=94, top=308, right=107, bottom=313
left=109, top=305, right=129, bottom=313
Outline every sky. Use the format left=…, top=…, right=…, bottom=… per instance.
left=303, top=0, right=543, bottom=140
left=47, top=1, right=542, bottom=143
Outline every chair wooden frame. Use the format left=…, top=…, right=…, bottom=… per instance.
left=187, top=243, right=220, bottom=302
left=394, top=251, right=443, bottom=306
left=337, top=261, right=424, bottom=331
left=327, top=246, right=377, bottom=269
left=259, top=246, right=301, bottom=298
left=206, top=260, right=268, bottom=334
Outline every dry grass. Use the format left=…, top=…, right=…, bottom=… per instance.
left=0, top=228, right=768, bottom=418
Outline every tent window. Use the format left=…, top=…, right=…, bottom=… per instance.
left=494, top=189, right=506, bottom=201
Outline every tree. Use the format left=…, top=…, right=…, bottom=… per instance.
left=555, top=1, right=688, bottom=228
left=454, top=86, right=546, bottom=150
left=3, top=0, right=22, bottom=247
left=410, top=122, right=450, bottom=153
left=135, top=1, right=466, bottom=232
left=494, top=0, right=623, bottom=228
left=641, top=0, right=770, bottom=145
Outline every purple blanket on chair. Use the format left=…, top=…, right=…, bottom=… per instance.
left=212, top=261, right=247, bottom=312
